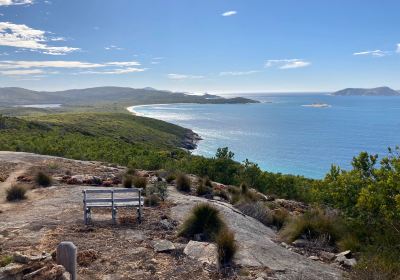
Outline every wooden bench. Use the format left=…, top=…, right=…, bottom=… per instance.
left=82, top=188, right=144, bottom=225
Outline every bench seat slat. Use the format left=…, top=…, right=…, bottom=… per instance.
left=87, top=201, right=143, bottom=207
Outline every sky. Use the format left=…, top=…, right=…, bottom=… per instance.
left=0, top=0, right=399, bottom=93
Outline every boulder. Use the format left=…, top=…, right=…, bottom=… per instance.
left=159, top=219, right=173, bottom=230
left=335, top=250, right=351, bottom=258
left=308, top=256, right=319, bottom=261
left=336, top=255, right=357, bottom=267
left=13, top=252, right=48, bottom=264
left=0, top=263, right=25, bottom=276
left=292, top=239, right=309, bottom=248
left=320, top=251, right=336, bottom=261
left=152, top=240, right=175, bottom=253
left=183, top=241, right=217, bottom=265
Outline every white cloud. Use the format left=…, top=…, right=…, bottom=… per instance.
left=104, top=45, right=123, bottom=51
left=265, top=59, right=311, bottom=69
left=222, top=11, right=237, bottom=17
left=397, top=44, right=400, bottom=53
left=0, top=0, right=32, bottom=6
left=0, top=60, right=146, bottom=76
left=353, top=50, right=388, bottom=57
left=0, top=22, right=79, bottom=55
left=0, top=68, right=43, bottom=75
left=219, top=70, right=259, bottom=76
left=167, top=73, right=204, bottom=80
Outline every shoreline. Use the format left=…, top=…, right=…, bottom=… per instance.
left=126, top=104, right=203, bottom=151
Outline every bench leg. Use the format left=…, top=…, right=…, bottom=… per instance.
left=112, top=207, right=117, bottom=224
left=84, top=207, right=91, bottom=225
left=137, top=207, right=142, bottom=223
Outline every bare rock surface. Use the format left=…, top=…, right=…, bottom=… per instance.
left=169, top=187, right=343, bottom=280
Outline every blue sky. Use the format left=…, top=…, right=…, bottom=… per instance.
left=0, top=0, right=399, bottom=93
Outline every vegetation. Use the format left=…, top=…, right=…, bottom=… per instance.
left=196, top=177, right=213, bottom=196
left=176, top=173, right=191, bottom=192
left=6, top=184, right=27, bottom=201
left=0, top=255, right=13, bottom=267
left=132, top=176, right=147, bottom=189
left=35, top=171, right=52, bottom=187
left=179, top=203, right=226, bottom=241
left=216, top=228, right=237, bottom=268
left=123, top=176, right=133, bottom=188
left=144, top=194, right=161, bottom=207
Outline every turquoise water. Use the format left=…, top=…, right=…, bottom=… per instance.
left=131, top=94, right=400, bottom=178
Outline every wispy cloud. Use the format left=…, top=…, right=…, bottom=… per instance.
left=0, top=60, right=146, bottom=76
left=265, top=59, right=311, bottom=69
left=353, top=50, right=389, bottom=57
left=104, top=45, right=123, bottom=51
left=0, top=22, right=79, bottom=55
left=167, top=73, right=204, bottom=80
left=0, top=68, right=43, bottom=75
left=397, top=44, right=400, bottom=53
left=0, top=0, right=32, bottom=6
left=219, top=70, right=259, bottom=76
left=222, top=11, right=237, bottom=17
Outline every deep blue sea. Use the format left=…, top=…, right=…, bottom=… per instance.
left=130, top=94, right=400, bottom=178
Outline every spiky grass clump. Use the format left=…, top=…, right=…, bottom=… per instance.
left=216, top=228, right=237, bottom=268
left=196, top=177, right=213, bottom=196
left=165, top=173, right=176, bottom=183
left=123, top=176, right=133, bottom=188
left=176, top=173, right=191, bottom=192
left=133, top=176, right=147, bottom=189
left=179, top=203, right=226, bottom=241
left=6, top=184, right=27, bottom=201
left=271, top=207, right=290, bottom=229
left=236, top=201, right=273, bottom=226
left=144, top=194, right=161, bottom=207
left=240, top=182, right=249, bottom=194
left=0, top=255, right=13, bottom=267
left=35, top=171, right=52, bottom=187
left=280, top=207, right=345, bottom=244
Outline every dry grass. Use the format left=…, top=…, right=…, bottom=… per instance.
left=176, top=173, right=191, bottom=192
left=216, top=228, right=237, bottom=268
left=6, top=184, right=27, bottom=201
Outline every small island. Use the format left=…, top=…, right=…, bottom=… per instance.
left=331, top=86, right=400, bottom=96
left=301, top=103, right=331, bottom=108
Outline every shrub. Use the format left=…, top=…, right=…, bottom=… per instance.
left=133, top=176, right=147, bottom=190
left=0, top=255, right=13, bottom=267
left=240, top=182, right=248, bottom=194
left=196, top=177, right=213, bottom=196
left=280, top=207, right=345, bottom=245
left=236, top=201, right=273, bottom=226
left=144, top=194, right=161, bottom=207
left=271, top=208, right=289, bottom=229
left=179, top=203, right=226, bottom=241
left=350, top=255, right=400, bottom=280
left=165, top=173, right=176, bottom=183
left=176, top=173, right=191, bottom=192
left=6, top=184, right=27, bottom=201
left=213, top=189, right=230, bottom=201
left=337, top=234, right=361, bottom=252
left=216, top=228, right=237, bottom=268
left=203, top=176, right=213, bottom=188
left=123, top=176, right=133, bottom=188
left=146, top=181, right=168, bottom=201
left=35, top=171, right=52, bottom=187
left=126, top=167, right=136, bottom=175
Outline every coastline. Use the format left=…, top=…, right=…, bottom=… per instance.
left=126, top=104, right=203, bottom=151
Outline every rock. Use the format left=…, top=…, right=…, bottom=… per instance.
left=213, top=196, right=222, bottom=201
left=152, top=240, right=175, bottom=252
left=0, top=263, right=25, bottom=275
left=60, top=271, right=71, bottom=280
left=292, top=239, right=309, bottom=248
left=320, top=251, right=336, bottom=261
left=173, top=243, right=187, bottom=251
left=335, top=250, right=351, bottom=258
left=183, top=241, right=217, bottom=265
left=22, top=267, right=47, bottom=279
left=13, top=252, right=47, bottom=264
left=309, top=256, right=319, bottom=261
left=342, top=258, right=357, bottom=267
left=280, top=242, right=290, bottom=249
left=159, top=219, right=173, bottom=230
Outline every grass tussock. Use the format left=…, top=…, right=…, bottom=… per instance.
left=216, top=228, right=237, bottom=268
left=176, top=173, right=191, bottom=192
left=144, top=194, right=161, bottom=207
left=279, top=207, right=345, bottom=245
left=236, top=201, right=273, bottom=226
left=123, top=176, right=133, bottom=188
left=350, top=254, right=400, bottom=280
left=179, top=203, right=226, bottom=241
left=165, top=173, right=176, bottom=183
left=35, top=171, right=52, bottom=187
left=133, top=176, right=147, bottom=189
left=196, top=177, right=213, bottom=196
left=6, top=184, right=27, bottom=201
left=0, top=255, right=13, bottom=267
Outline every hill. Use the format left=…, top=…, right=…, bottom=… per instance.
left=0, top=86, right=259, bottom=106
left=331, top=86, right=400, bottom=96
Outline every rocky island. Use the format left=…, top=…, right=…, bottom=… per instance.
left=331, top=86, right=400, bottom=96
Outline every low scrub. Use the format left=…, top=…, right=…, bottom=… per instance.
left=271, top=208, right=290, bottom=229
left=350, top=254, right=400, bottom=280
left=179, top=203, right=226, bottom=241
left=280, top=207, right=345, bottom=245
left=212, top=189, right=230, bottom=201
left=165, top=173, right=176, bottom=183
left=236, top=201, right=273, bottom=226
left=196, top=178, right=212, bottom=196
left=123, top=176, right=133, bottom=188
left=35, top=171, right=52, bottom=187
left=216, top=228, right=237, bottom=268
left=240, top=182, right=249, bottom=194
left=6, top=184, right=27, bottom=201
left=176, top=173, right=191, bottom=192
left=0, top=255, right=13, bottom=267
left=133, top=176, right=147, bottom=189
left=144, top=194, right=161, bottom=207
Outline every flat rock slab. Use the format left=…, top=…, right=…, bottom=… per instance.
left=169, top=187, right=343, bottom=280
left=183, top=241, right=217, bottom=266
left=153, top=240, right=175, bottom=252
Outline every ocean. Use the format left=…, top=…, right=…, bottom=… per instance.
left=129, top=94, right=400, bottom=178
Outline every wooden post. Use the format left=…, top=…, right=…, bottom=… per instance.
left=56, top=242, right=77, bottom=280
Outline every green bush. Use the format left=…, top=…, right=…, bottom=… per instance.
left=179, top=203, right=226, bottom=241
left=216, top=228, right=237, bottom=268
left=0, top=255, right=13, bottom=267
left=123, top=176, right=133, bottom=188
left=280, top=207, right=345, bottom=245
left=133, top=176, right=147, bottom=189
left=35, top=171, right=52, bottom=187
left=146, top=181, right=168, bottom=201
left=165, top=173, right=176, bottom=183
left=176, top=173, right=191, bottom=192
left=144, top=194, right=161, bottom=207
left=6, top=184, right=27, bottom=201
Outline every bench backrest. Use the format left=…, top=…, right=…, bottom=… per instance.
left=83, top=188, right=143, bottom=205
